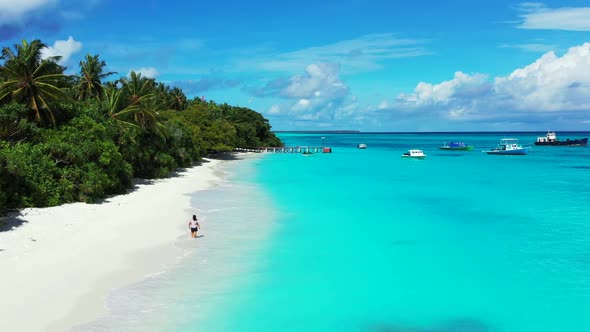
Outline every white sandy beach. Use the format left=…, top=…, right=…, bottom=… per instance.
left=0, top=157, right=229, bottom=332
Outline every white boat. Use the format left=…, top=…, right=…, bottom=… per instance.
left=357, top=143, right=367, bottom=149
left=484, top=138, right=528, bottom=155
left=401, top=149, right=426, bottom=159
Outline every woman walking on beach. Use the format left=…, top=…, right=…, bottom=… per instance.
left=188, top=215, right=200, bottom=238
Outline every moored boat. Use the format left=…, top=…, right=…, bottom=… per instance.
left=357, top=143, right=367, bottom=149
left=439, top=142, right=474, bottom=150
left=484, top=138, right=528, bottom=155
left=534, top=131, right=588, bottom=146
left=402, top=149, right=426, bottom=159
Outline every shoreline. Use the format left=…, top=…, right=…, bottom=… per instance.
left=0, top=155, right=251, bottom=331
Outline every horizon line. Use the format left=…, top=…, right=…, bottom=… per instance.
left=273, top=130, right=590, bottom=134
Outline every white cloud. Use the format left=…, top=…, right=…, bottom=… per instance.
left=268, top=105, right=282, bottom=115
left=281, top=63, right=348, bottom=99
left=237, top=33, right=429, bottom=75
left=499, top=42, right=557, bottom=53
left=40, top=36, right=83, bottom=64
left=268, top=63, right=357, bottom=122
left=250, top=62, right=354, bottom=122
left=129, top=67, right=160, bottom=78
left=291, top=99, right=311, bottom=112
left=494, top=43, right=590, bottom=111
left=0, top=0, right=57, bottom=22
left=398, top=71, right=489, bottom=106
left=518, top=3, right=590, bottom=31
left=393, top=42, right=590, bottom=123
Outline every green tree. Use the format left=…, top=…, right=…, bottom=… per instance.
left=105, top=72, right=167, bottom=137
left=0, top=39, right=70, bottom=125
left=154, top=83, right=187, bottom=111
left=155, top=82, right=172, bottom=109
left=170, top=87, right=187, bottom=111
left=103, top=85, right=136, bottom=129
left=76, top=54, right=116, bottom=101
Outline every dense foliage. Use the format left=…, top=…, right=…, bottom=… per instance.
left=0, top=39, right=282, bottom=214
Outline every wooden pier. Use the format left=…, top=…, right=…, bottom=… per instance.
left=235, top=146, right=332, bottom=153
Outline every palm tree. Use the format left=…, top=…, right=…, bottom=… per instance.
left=169, top=87, right=187, bottom=111
left=108, top=71, right=166, bottom=136
left=154, top=82, right=176, bottom=110
left=76, top=54, right=116, bottom=101
left=121, top=71, right=156, bottom=108
left=0, top=39, right=70, bottom=125
left=104, top=86, right=130, bottom=123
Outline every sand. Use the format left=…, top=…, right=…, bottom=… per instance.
left=0, top=158, right=227, bottom=332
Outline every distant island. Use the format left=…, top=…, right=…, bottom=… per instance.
left=273, top=130, right=361, bottom=133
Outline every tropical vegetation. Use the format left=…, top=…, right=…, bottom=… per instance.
left=0, top=39, right=282, bottom=215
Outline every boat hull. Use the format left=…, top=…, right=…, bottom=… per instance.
left=439, top=146, right=474, bottom=151
left=485, top=149, right=528, bottom=155
left=401, top=155, right=426, bottom=159
left=534, top=138, right=588, bottom=146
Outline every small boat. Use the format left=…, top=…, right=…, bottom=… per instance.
left=534, top=131, right=588, bottom=146
left=484, top=138, right=528, bottom=155
left=302, top=151, right=314, bottom=156
left=357, top=143, right=367, bottom=149
left=439, top=142, right=474, bottom=151
left=402, top=149, right=426, bottom=159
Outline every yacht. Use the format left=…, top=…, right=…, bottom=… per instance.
left=484, top=138, right=528, bottom=155
left=402, top=149, right=426, bottom=159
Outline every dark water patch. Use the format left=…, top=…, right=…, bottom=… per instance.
left=406, top=194, right=466, bottom=208
left=564, top=166, right=590, bottom=170
left=549, top=152, right=590, bottom=159
left=568, top=251, right=590, bottom=267
left=368, top=318, right=492, bottom=332
left=433, top=153, right=465, bottom=157
left=403, top=194, right=535, bottom=226
left=368, top=319, right=492, bottom=332
left=389, top=239, right=417, bottom=247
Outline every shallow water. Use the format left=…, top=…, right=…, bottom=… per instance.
left=78, top=132, right=590, bottom=332
left=73, top=157, right=276, bottom=332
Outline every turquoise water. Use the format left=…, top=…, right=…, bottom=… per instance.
left=197, top=132, right=590, bottom=332
left=80, top=132, right=590, bottom=332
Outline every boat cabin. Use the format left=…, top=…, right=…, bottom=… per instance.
left=448, top=142, right=467, bottom=147
left=406, top=149, right=424, bottom=156
left=402, top=149, right=426, bottom=158
left=499, top=138, right=521, bottom=149
left=536, top=132, right=557, bottom=143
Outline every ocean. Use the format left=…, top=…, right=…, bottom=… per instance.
left=77, top=132, right=590, bottom=332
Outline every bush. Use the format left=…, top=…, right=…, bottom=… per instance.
left=0, top=141, right=63, bottom=207
left=40, top=115, right=133, bottom=201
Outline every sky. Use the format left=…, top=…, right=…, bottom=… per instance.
left=1, top=0, right=590, bottom=131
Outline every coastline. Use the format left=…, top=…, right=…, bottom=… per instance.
left=0, top=155, right=253, bottom=331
